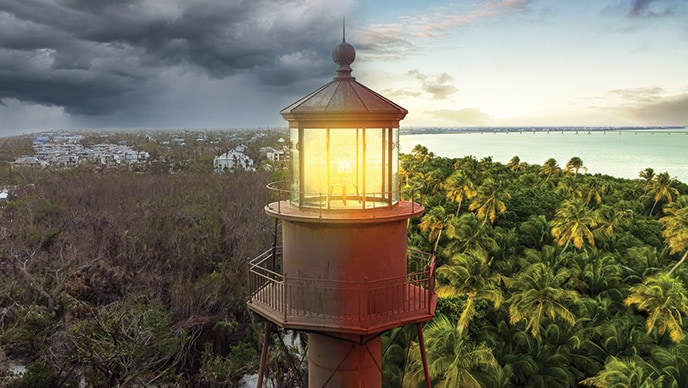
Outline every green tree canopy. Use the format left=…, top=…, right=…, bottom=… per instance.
left=625, top=273, right=688, bottom=342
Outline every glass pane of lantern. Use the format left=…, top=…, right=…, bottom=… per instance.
left=302, top=128, right=328, bottom=206
left=290, top=127, right=299, bottom=204
left=328, top=128, right=361, bottom=209
left=392, top=128, right=399, bottom=204
left=365, top=129, right=383, bottom=205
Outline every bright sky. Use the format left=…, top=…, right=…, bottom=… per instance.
left=1, top=0, right=687, bottom=136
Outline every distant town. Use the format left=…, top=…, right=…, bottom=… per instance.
left=4, top=128, right=290, bottom=173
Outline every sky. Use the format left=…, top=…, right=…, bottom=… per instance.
left=1, top=0, right=688, bottom=136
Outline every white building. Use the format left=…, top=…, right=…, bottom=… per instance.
left=261, top=146, right=289, bottom=162
left=214, top=146, right=255, bottom=172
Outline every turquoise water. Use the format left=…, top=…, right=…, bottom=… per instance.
left=400, top=129, right=688, bottom=183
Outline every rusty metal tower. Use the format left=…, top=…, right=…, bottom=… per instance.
left=248, top=30, right=437, bottom=387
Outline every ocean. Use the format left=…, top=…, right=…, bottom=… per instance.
left=400, top=129, right=688, bottom=184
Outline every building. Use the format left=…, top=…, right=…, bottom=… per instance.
left=247, top=33, right=436, bottom=387
left=14, top=136, right=149, bottom=168
left=213, top=146, right=255, bottom=172
left=261, top=146, right=289, bottom=163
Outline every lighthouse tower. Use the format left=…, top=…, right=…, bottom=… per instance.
left=248, top=32, right=437, bottom=387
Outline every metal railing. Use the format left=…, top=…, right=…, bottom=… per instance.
left=248, top=247, right=436, bottom=324
left=265, top=181, right=423, bottom=214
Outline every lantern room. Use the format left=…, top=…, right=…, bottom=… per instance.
left=280, top=38, right=407, bottom=210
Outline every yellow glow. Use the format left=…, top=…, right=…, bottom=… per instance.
left=290, top=127, right=399, bottom=209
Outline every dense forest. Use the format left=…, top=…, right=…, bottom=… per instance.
left=385, top=145, right=688, bottom=387
left=1, top=131, right=688, bottom=387
left=0, top=131, right=293, bottom=387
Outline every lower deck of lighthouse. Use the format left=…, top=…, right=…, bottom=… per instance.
left=247, top=247, right=437, bottom=336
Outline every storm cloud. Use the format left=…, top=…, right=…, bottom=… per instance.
left=600, top=87, right=688, bottom=125
left=625, top=92, right=688, bottom=124
left=628, top=0, right=674, bottom=17
left=0, top=0, right=354, bottom=123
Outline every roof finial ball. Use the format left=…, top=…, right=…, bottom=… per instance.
left=332, top=18, right=355, bottom=78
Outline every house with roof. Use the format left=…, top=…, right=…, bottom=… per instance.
left=261, top=146, right=289, bottom=163
left=214, top=146, right=255, bottom=173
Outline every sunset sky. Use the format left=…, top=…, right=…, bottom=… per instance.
left=1, top=0, right=687, bottom=135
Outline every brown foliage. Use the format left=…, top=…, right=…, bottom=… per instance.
left=0, top=168, right=273, bottom=383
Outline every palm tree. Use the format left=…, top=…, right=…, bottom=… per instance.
left=580, top=356, right=664, bottom=387
left=507, top=156, right=524, bottom=172
left=564, top=156, right=587, bottom=177
left=587, top=317, right=653, bottom=359
left=551, top=198, right=600, bottom=254
left=646, top=344, right=688, bottom=388
left=506, top=262, right=581, bottom=337
left=659, top=196, right=688, bottom=275
left=523, top=324, right=579, bottom=387
left=406, top=316, right=500, bottom=387
left=556, top=176, right=583, bottom=200
left=595, top=205, right=633, bottom=239
left=468, top=178, right=511, bottom=226
left=638, top=167, right=655, bottom=194
left=581, top=177, right=605, bottom=206
left=399, top=161, right=413, bottom=188
left=647, top=171, right=679, bottom=215
left=518, top=214, right=552, bottom=249
left=582, top=250, right=624, bottom=298
left=415, top=169, right=443, bottom=197
left=419, top=206, right=452, bottom=253
left=444, top=171, right=476, bottom=216
left=625, top=273, right=688, bottom=342
left=444, top=213, right=499, bottom=257
left=436, top=250, right=504, bottom=333
left=624, top=245, right=670, bottom=279
left=456, top=155, right=480, bottom=178
left=411, top=144, right=435, bottom=164
left=539, top=158, right=560, bottom=181
left=381, top=326, right=416, bottom=387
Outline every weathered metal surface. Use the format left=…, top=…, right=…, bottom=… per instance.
left=247, top=247, right=436, bottom=335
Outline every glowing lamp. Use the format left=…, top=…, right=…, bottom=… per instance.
left=280, top=38, right=406, bottom=210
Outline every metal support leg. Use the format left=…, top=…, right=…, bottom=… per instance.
left=416, top=323, right=431, bottom=388
left=257, top=321, right=272, bottom=388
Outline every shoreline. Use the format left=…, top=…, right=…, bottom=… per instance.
left=400, top=126, right=685, bottom=135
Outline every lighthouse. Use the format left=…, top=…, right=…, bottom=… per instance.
left=248, top=31, right=437, bottom=387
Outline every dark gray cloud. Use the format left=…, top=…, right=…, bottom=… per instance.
left=599, top=87, right=688, bottom=125
left=629, top=0, right=673, bottom=17
left=356, top=26, right=416, bottom=62
left=0, top=0, right=354, bottom=122
left=625, top=92, right=688, bottom=123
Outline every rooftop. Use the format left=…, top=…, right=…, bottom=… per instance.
left=280, top=36, right=407, bottom=129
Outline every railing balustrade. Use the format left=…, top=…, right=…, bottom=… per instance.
left=247, top=247, right=436, bottom=323
left=265, top=181, right=423, bottom=214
